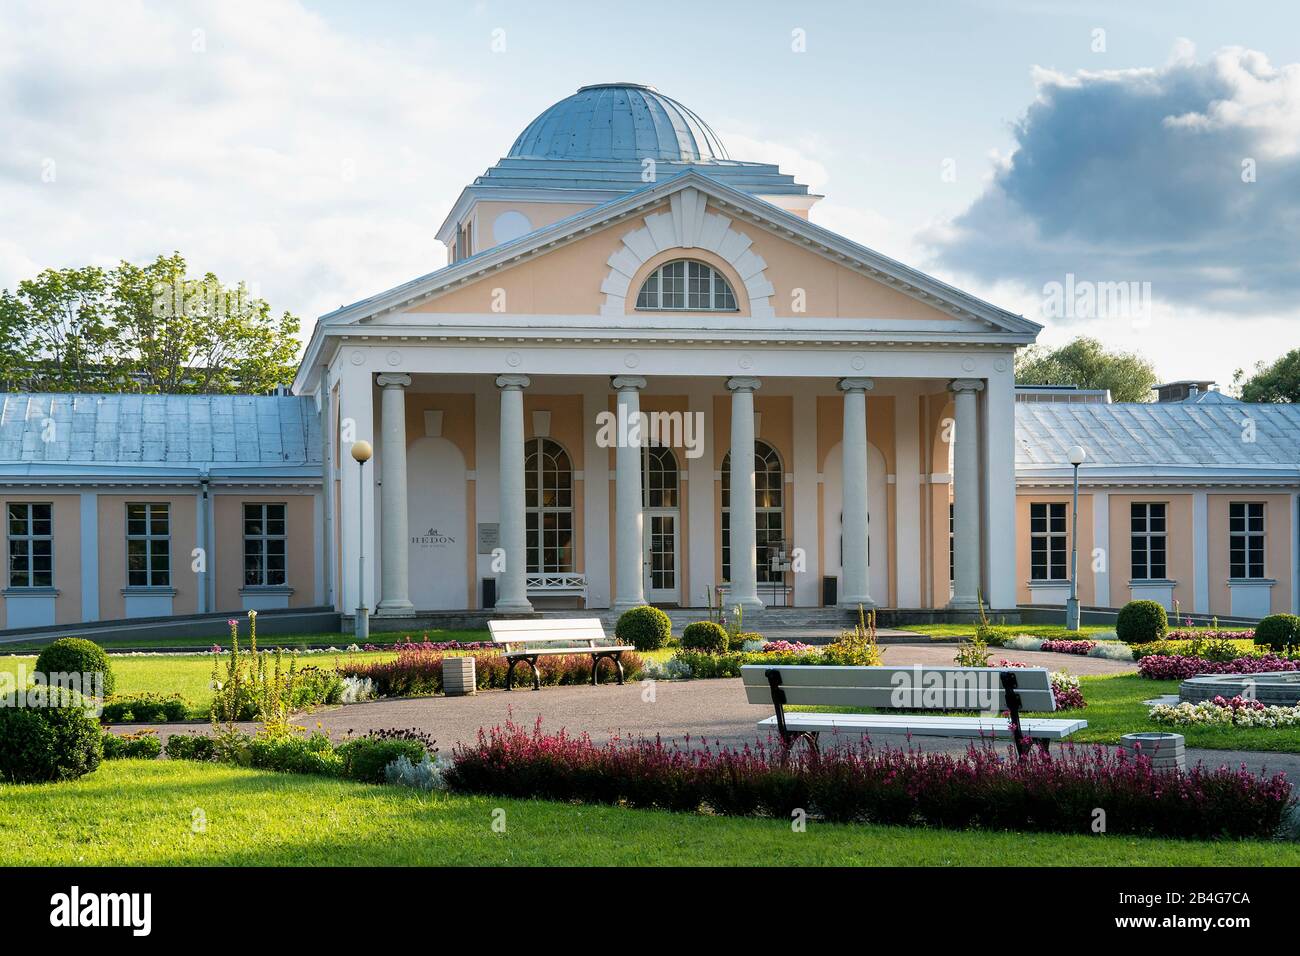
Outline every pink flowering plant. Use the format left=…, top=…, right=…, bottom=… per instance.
left=1138, top=654, right=1300, bottom=681
left=996, top=661, right=1086, bottom=711
left=1038, top=639, right=1095, bottom=656
left=444, top=718, right=1293, bottom=840
left=761, top=640, right=815, bottom=654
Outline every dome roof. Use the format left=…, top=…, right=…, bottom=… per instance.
left=507, top=83, right=730, bottom=163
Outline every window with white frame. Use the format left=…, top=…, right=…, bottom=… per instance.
left=524, top=438, right=574, bottom=574
left=8, top=503, right=53, bottom=589
left=244, top=503, right=287, bottom=587
left=1229, top=501, right=1265, bottom=579
left=1130, top=502, right=1167, bottom=580
left=126, top=503, right=171, bottom=587
left=721, top=441, right=784, bottom=584
left=1029, top=501, right=1068, bottom=581
left=635, top=260, right=738, bottom=312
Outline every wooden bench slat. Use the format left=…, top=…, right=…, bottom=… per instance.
left=503, top=646, right=633, bottom=657
left=759, top=714, right=1087, bottom=740
left=740, top=665, right=1056, bottom=713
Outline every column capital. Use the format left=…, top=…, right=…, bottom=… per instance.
left=610, top=375, right=647, bottom=391
left=376, top=373, right=411, bottom=389
left=726, top=376, right=762, bottom=393
left=949, top=378, right=985, bottom=393
left=495, top=374, right=531, bottom=390
left=837, top=377, right=875, bottom=393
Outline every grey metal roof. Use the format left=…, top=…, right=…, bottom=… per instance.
left=0, top=394, right=321, bottom=472
left=509, top=84, right=729, bottom=162
left=1016, top=401, right=1300, bottom=478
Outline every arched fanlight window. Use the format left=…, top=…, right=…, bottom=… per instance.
left=720, top=440, right=784, bottom=583
left=635, top=259, right=738, bottom=312
left=524, top=437, right=574, bottom=573
left=642, top=445, right=679, bottom=508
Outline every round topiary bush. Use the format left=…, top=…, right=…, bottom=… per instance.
left=1116, top=600, right=1168, bottom=646
left=1253, top=614, right=1300, bottom=651
left=34, top=638, right=114, bottom=697
left=0, top=688, right=103, bottom=783
left=615, top=605, right=672, bottom=651
left=681, top=621, right=728, bottom=653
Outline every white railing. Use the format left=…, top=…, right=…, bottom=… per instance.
left=525, top=573, right=589, bottom=596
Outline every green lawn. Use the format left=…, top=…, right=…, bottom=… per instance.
left=0, top=627, right=491, bottom=655
left=908, top=623, right=1118, bottom=640
left=3, top=760, right=1295, bottom=866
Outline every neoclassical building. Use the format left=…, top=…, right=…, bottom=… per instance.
left=1, top=84, right=1296, bottom=632
left=295, top=83, right=1037, bottom=623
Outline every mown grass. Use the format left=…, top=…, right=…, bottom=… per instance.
left=3, top=760, right=1295, bottom=867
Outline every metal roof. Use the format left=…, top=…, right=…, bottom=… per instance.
left=508, top=84, right=729, bottom=162
left=1015, top=400, right=1300, bottom=479
left=0, top=394, right=321, bottom=474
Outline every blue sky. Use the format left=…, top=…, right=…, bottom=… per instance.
left=3, top=0, right=1298, bottom=388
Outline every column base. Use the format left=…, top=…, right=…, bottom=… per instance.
left=493, top=598, right=535, bottom=613
left=612, top=599, right=649, bottom=614
left=837, top=596, right=876, bottom=610
left=728, top=595, right=765, bottom=613
left=376, top=600, right=415, bottom=615
left=947, top=596, right=981, bottom=612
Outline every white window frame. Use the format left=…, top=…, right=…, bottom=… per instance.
left=1130, top=502, right=1167, bottom=581
left=1029, top=501, right=1068, bottom=581
left=244, top=502, right=288, bottom=587
left=1229, top=501, right=1266, bottom=579
left=635, top=259, right=738, bottom=312
left=524, top=438, right=575, bottom=574
left=126, top=502, right=171, bottom=588
left=7, top=502, right=53, bottom=589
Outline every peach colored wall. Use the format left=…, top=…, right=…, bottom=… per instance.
left=213, top=494, right=316, bottom=613
left=1014, top=493, right=1094, bottom=606
left=470, top=200, right=597, bottom=253
left=413, top=200, right=959, bottom=321
left=1106, top=494, right=1194, bottom=609
left=97, top=494, right=197, bottom=620
left=1208, top=493, right=1293, bottom=614
left=0, top=494, right=81, bottom=626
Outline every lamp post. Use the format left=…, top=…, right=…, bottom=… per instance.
left=351, top=439, right=373, bottom=641
left=1065, top=444, right=1087, bottom=631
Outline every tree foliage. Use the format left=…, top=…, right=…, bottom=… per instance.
left=1235, top=349, right=1300, bottom=403
left=0, top=253, right=301, bottom=393
left=1014, top=336, right=1159, bottom=403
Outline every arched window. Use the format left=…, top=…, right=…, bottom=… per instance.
left=635, top=259, right=738, bottom=311
left=642, top=445, right=679, bottom=508
left=721, top=440, right=784, bottom=583
left=524, top=437, right=573, bottom=573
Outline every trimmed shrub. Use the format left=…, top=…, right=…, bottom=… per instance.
left=337, top=729, right=434, bottom=784
left=445, top=719, right=1294, bottom=841
left=102, top=729, right=162, bottom=760
left=681, top=621, right=728, bottom=653
left=615, top=606, right=672, bottom=651
left=0, top=688, right=103, bottom=783
left=1116, top=600, right=1168, bottom=645
left=34, top=638, right=115, bottom=697
left=247, top=732, right=342, bottom=776
left=1254, top=614, right=1300, bottom=652
left=101, top=693, right=190, bottom=723
left=165, top=732, right=218, bottom=762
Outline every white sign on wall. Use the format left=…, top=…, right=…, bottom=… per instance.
left=406, top=436, right=468, bottom=609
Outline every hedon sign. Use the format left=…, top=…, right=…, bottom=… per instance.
left=406, top=437, right=468, bottom=608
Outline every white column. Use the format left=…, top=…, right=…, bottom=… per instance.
left=1194, top=491, right=1211, bottom=614
left=949, top=379, right=984, bottom=610
left=893, top=388, right=921, bottom=608
left=377, top=373, right=413, bottom=613
left=337, top=362, right=375, bottom=615
left=495, top=374, right=532, bottom=612
left=838, top=377, right=874, bottom=608
left=1093, top=490, right=1111, bottom=609
left=612, top=376, right=647, bottom=611
left=582, top=383, right=612, bottom=609
left=686, top=380, right=715, bottom=608
left=727, top=377, right=764, bottom=612
left=791, top=389, right=820, bottom=608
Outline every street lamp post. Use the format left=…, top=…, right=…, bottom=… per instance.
left=351, top=439, right=373, bottom=641
left=1065, top=444, right=1087, bottom=631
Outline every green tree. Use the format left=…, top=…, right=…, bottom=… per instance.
left=1234, top=349, right=1300, bottom=403
left=1015, top=336, right=1159, bottom=403
left=0, top=254, right=301, bottom=394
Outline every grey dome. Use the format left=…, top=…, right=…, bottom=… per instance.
left=507, top=83, right=730, bottom=162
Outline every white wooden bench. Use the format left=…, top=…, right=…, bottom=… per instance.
left=742, top=664, right=1087, bottom=759
left=488, top=618, right=634, bottom=691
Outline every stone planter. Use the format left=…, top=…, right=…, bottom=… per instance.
left=1120, top=732, right=1185, bottom=772
left=443, top=656, right=477, bottom=696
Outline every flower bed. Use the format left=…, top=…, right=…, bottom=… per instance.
left=1038, top=639, right=1096, bottom=656
left=1138, top=654, right=1300, bottom=681
left=338, top=647, right=644, bottom=697
left=444, top=719, right=1294, bottom=841
left=1150, top=695, right=1300, bottom=729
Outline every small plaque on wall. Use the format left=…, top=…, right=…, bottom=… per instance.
left=477, top=523, right=500, bottom=554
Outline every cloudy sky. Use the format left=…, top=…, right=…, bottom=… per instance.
left=3, top=0, right=1298, bottom=389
